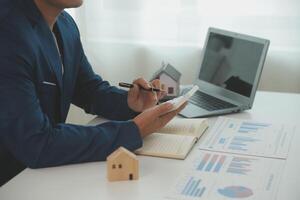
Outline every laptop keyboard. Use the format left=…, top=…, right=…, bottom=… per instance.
left=182, top=89, right=237, bottom=111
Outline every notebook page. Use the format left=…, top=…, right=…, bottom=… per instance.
left=135, top=133, right=196, bottom=159
left=159, top=118, right=208, bottom=138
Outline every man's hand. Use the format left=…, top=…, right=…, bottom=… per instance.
left=133, top=102, right=187, bottom=138
left=127, top=78, right=165, bottom=112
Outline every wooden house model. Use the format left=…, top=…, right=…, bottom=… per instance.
left=151, top=63, right=181, bottom=100
left=107, top=147, right=139, bottom=182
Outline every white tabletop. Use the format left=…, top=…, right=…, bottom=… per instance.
left=1, top=91, right=300, bottom=200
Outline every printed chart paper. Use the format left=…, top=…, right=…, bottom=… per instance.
left=198, top=117, right=296, bottom=159
left=166, top=150, right=285, bottom=200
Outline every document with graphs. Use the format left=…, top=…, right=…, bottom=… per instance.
left=198, top=117, right=297, bottom=159
left=164, top=117, right=297, bottom=200
left=165, top=149, right=285, bottom=200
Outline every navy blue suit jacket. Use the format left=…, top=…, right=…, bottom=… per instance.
left=0, top=0, right=142, bottom=169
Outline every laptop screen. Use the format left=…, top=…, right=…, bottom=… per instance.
left=199, top=32, right=265, bottom=97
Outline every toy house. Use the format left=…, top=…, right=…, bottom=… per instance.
left=107, top=147, right=139, bottom=182
left=151, top=63, right=181, bottom=100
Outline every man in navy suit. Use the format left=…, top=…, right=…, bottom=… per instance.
left=0, top=0, right=185, bottom=185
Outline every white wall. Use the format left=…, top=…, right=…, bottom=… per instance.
left=259, top=48, right=300, bottom=92
left=81, top=40, right=300, bottom=92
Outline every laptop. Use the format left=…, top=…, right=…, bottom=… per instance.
left=180, top=27, right=270, bottom=118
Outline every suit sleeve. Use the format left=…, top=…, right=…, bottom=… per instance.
left=0, top=53, right=143, bottom=169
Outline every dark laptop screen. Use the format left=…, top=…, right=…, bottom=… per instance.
left=199, top=32, right=265, bottom=97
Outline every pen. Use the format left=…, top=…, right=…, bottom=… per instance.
left=119, top=82, right=163, bottom=92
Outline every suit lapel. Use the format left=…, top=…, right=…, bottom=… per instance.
left=55, top=19, right=71, bottom=92
left=34, top=23, right=64, bottom=92
left=22, top=0, right=63, bottom=91
left=55, top=18, right=74, bottom=120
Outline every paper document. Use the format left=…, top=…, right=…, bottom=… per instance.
left=198, top=117, right=297, bottom=159
left=165, top=149, right=285, bottom=200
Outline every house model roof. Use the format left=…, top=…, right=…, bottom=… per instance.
left=152, top=63, right=182, bottom=82
left=107, top=147, right=137, bottom=161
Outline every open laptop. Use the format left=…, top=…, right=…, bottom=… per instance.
left=180, top=27, right=270, bottom=118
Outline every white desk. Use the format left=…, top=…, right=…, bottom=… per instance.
left=1, top=91, right=300, bottom=200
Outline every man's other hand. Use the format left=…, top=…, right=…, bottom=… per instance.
left=127, top=78, right=165, bottom=112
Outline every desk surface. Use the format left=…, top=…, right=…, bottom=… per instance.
left=1, top=91, right=300, bottom=200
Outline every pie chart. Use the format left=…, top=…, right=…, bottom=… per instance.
left=218, top=186, right=253, bottom=198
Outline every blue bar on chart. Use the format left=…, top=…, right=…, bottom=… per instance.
left=197, top=153, right=226, bottom=173
left=213, top=155, right=226, bottom=173
left=181, top=177, right=206, bottom=198
left=197, top=153, right=211, bottom=171
left=229, top=136, right=260, bottom=151
left=226, top=156, right=255, bottom=175
left=238, top=122, right=270, bottom=133
left=205, top=155, right=219, bottom=172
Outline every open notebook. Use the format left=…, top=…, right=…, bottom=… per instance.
left=135, top=118, right=208, bottom=159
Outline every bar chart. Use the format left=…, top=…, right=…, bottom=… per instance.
left=226, top=156, right=256, bottom=175
left=228, top=122, right=268, bottom=151
left=228, top=136, right=260, bottom=151
left=238, top=122, right=271, bottom=133
left=180, top=177, right=206, bottom=198
left=199, top=117, right=296, bottom=159
left=196, top=153, right=226, bottom=173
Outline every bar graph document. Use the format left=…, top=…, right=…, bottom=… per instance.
left=165, top=150, right=285, bottom=200
left=198, top=117, right=297, bottom=159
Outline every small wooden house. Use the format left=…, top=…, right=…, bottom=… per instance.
left=107, top=147, right=139, bottom=182
left=151, top=62, right=181, bottom=100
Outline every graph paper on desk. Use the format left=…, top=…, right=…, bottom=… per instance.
left=198, top=117, right=297, bottom=159
left=165, top=150, right=285, bottom=200
left=165, top=117, right=298, bottom=200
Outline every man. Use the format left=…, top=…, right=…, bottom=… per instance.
left=0, top=0, right=185, bottom=185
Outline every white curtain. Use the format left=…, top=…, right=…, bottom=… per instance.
left=76, top=0, right=300, bottom=48
left=72, top=0, right=300, bottom=92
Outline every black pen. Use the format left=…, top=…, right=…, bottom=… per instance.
left=119, top=82, right=163, bottom=92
